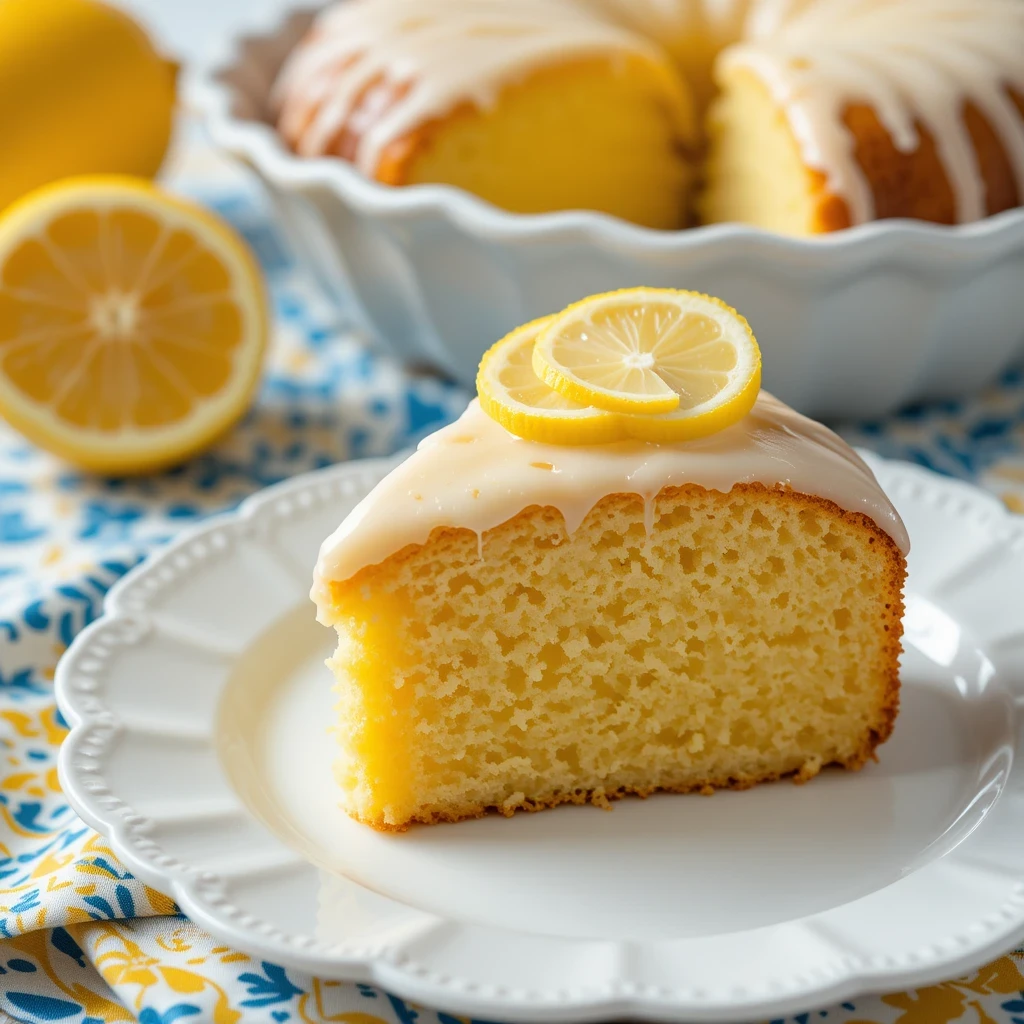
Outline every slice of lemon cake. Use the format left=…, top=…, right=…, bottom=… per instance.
left=313, top=290, right=908, bottom=831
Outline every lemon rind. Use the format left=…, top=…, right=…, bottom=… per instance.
left=476, top=291, right=762, bottom=447
left=477, top=317, right=623, bottom=445
left=531, top=287, right=757, bottom=417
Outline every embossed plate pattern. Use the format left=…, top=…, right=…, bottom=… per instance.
left=56, top=454, right=1024, bottom=1023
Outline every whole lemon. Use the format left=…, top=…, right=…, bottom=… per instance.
left=0, top=0, right=177, bottom=211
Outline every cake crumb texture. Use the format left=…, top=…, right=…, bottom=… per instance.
left=322, top=484, right=905, bottom=831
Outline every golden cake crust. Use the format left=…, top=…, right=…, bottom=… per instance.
left=813, top=91, right=1024, bottom=232
left=278, top=0, right=1024, bottom=233
left=328, top=482, right=906, bottom=832
left=280, top=53, right=695, bottom=228
left=701, top=69, right=1024, bottom=235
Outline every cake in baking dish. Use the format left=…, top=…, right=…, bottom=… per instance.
left=700, top=0, right=1024, bottom=233
left=312, top=290, right=909, bottom=830
left=273, top=0, right=1024, bottom=234
left=274, top=0, right=697, bottom=230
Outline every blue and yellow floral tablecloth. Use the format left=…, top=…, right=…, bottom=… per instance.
left=1, top=131, right=1024, bottom=1024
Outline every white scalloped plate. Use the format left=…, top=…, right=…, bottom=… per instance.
left=56, top=453, right=1024, bottom=1023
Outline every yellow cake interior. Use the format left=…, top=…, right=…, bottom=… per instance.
left=400, top=56, right=695, bottom=230
left=276, top=0, right=1024, bottom=234
left=700, top=67, right=846, bottom=234
left=322, top=484, right=904, bottom=831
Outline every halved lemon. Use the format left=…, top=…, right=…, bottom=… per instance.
left=532, top=288, right=761, bottom=426
left=0, top=176, right=267, bottom=473
left=477, top=316, right=621, bottom=445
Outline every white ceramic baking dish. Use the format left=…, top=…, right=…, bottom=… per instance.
left=194, top=4, right=1024, bottom=419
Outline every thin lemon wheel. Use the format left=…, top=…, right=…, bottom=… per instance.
left=532, top=288, right=761, bottom=428
left=477, top=317, right=622, bottom=445
left=0, top=176, right=268, bottom=473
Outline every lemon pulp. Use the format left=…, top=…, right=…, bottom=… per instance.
left=477, top=288, right=761, bottom=445
left=0, top=176, right=267, bottom=473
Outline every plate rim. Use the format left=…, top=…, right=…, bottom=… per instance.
left=55, top=452, right=1024, bottom=1023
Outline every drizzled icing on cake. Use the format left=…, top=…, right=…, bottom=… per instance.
left=722, top=0, right=1024, bottom=223
left=313, top=393, right=909, bottom=602
left=276, top=0, right=1024, bottom=227
left=273, top=0, right=672, bottom=176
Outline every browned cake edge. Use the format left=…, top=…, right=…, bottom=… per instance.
left=279, top=55, right=698, bottom=196
left=809, top=89, right=1024, bottom=232
left=329, top=483, right=907, bottom=832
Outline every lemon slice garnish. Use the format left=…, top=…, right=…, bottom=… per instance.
left=477, top=295, right=762, bottom=446
left=477, top=317, right=622, bottom=446
left=532, top=288, right=761, bottom=424
left=0, top=175, right=267, bottom=474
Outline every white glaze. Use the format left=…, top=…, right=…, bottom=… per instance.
left=272, top=0, right=676, bottom=176
left=723, top=0, right=1024, bottom=223
left=313, top=393, right=909, bottom=603
left=275, top=0, right=1024, bottom=228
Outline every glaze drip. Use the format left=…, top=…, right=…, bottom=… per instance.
left=273, top=0, right=672, bottom=176
left=313, top=393, right=909, bottom=604
left=275, top=0, right=1024, bottom=228
left=725, top=0, right=1024, bottom=223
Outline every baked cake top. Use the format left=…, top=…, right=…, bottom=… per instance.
left=313, top=391, right=909, bottom=608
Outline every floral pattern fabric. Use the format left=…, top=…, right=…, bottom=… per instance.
left=0, top=134, right=1023, bottom=1024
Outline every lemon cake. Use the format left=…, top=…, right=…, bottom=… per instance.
left=312, top=290, right=909, bottom=830
left=273, top=0, right=1024, bottom=234
left=701, top=0, right=1024, bottom=233
left=273, top=0, right=697, bottom=230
